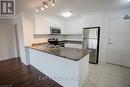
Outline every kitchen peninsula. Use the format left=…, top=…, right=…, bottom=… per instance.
left=26, top=44, right=90, bottom=87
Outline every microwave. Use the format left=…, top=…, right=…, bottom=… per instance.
left=50, top=27, right=61, bottom=35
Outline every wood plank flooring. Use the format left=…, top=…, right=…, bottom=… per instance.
left=0, top=58, right=62, bottom=87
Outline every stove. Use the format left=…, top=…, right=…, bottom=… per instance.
left=46, top=44, right=60, bottom=48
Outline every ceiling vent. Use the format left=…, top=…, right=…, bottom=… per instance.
left=124, top=14, right=130, bottom=20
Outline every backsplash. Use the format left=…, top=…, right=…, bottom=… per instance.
left=49, top=35, right=65, bottom=41
left=33, top=34, right=83, bottom=44
left=64, top=34, right=83, bottom=41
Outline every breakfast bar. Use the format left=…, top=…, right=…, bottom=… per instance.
left=26, top=45, right=90, bottom=87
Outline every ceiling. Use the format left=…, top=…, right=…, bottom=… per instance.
left=16, top=0, right=130, bottom=17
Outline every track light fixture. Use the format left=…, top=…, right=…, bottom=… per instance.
left=36, top=8, right=40, bottom=12
left=52, top=0, right=55, bottom=6
left=36, top=0, right=56, bottom=12
left=41, top=6, right=44, bottom=11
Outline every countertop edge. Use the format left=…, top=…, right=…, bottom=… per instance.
left=25, top=46, right=89, bottom=61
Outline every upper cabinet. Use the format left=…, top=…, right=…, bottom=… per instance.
left=34, top=14, right=103, bottom=35
left=65, top=14, right=103, bottom=34
left=65, top=19, right=84, bottom=34
left=34, top=15, right=49, bottom=34
left=34, top=15, right=66, bottom=34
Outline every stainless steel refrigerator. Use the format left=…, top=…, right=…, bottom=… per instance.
left=83, top=27, right=100, bottom=64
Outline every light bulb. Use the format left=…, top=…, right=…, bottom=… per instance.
left=52, top=0, right=55, bottom=6
left=51, top=3, right=55, bottom=6
left=36, top=9, right=39, bottom=12
left=41, top=7, right=44, bottom=11
left=44, top=5, right=48, bottom=8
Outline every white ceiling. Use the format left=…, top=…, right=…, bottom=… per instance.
left=16, top=0, right=130, bottom=17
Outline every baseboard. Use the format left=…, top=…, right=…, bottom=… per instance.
left=0, top=57, right=20, bottom=62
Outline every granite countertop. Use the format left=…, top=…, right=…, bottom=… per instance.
left=60, top=40, right=83, bottom=44
left=26, top=45, right=90, bottom=61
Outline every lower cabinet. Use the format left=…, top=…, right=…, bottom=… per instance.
left=28, top=48, right=89, bottom=87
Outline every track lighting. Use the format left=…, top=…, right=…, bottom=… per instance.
left=36, top=8, right=39, bottom=12
left=51, top=3, right=55, bottom=6
left=44, top=4, right=48, bottom=8
left=36, top=0, right=56, bottom=12
left=41, top=6, right=44, bottom=11
left=52, top=0, right=55, bottom=6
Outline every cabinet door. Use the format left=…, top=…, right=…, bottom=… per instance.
left=65, top=43, right=82, bottom=49
left=66, top=19, right=83, bottom=34
left=34, top=16, right=50, bottom=34
left=34, top=16, right=65, bottom=34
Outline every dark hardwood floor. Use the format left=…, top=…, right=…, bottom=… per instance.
left=0, top=58, right=62, bottom=87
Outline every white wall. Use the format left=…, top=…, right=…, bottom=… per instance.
left=16, top=14, right=27, bottom=64
left=22, top=16, right=34, bottom=46
left=104, top=9, right=130, bottom=66
left=0, top=19, right=18, bottom=61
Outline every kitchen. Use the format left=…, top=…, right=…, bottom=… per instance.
left=20, top=13, right=101, bottom=64
left=0, top=0, right=130, bottom=87
left=21, top=13, right=99, bottom=87
left=24, top=23, right=100, bottom=87
left=17, top=8, right=130, bottom=87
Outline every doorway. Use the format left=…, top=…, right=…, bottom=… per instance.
left=106, top=18, right=130, bottom=67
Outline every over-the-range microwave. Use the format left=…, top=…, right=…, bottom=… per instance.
left=50, top=27, right=61, bottom=35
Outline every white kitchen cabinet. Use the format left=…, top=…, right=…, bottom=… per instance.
left=34, top=15, right=66, bottom=34
left=28, top=48, right=89, bottom=87
left=34, top=15, right=50, bottom=34
left=65, top=14, right=103, bottom=34
left=34, top=14, right=103, bottom=34
left=65, top=19, right=83, bottom=34
left=65, top=43, right=82, bottom=49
